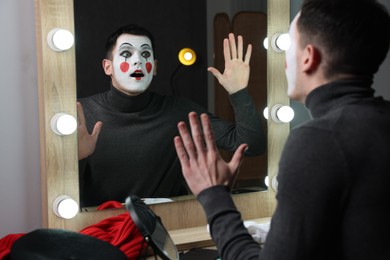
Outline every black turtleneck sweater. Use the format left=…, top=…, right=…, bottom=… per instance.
left=78, top=87, right=265, bottom=207
left=198, top=78, right=390, bottom=260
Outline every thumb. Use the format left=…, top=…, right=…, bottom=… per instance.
left=229, top=143, right=247, bottom=172
left=207, top=67, right=221, bottom=79
left=92, top=121, right=103, bottom=139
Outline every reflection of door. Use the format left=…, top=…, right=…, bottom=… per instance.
left=214, top=12, right=268, bottom=189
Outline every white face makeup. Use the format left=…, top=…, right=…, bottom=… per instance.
left=285, top=13, right=299, bottom=98
left=111, top=34, right=155, bottom=95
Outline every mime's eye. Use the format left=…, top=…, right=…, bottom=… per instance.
left=120, top=50, right=132, bottom=59
left=141, top=51, right=151, bottom=59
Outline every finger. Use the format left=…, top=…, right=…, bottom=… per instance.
left=76, top=102, right=86, bottom=126
left=174, top=136, right=190, bottom=168
left=229, top=143, right=248, bottom=171
left=91, top=121, right=103, bottom=139
left=244, top=44, right=252, bottom=64
left=200, top=113, right=217, bottom=154
left=223, top=37, right=231, bottom=61
left=228, top=144, right=247, bottom=188
left=237, top=35, right=243, bottom=60
left=207, top=67, right=222, bottom=81
left=188, top=112, right=206, bottom=155
left=229, top=33, right=237, bottom=59
left=177, top=120, right=198, bottom=160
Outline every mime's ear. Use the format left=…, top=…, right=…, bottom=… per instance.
left=302, top=44, right=321, bottom=73
left=102, top=59, right=113, bottom=76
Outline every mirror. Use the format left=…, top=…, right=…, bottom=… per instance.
left=74, top=0, right=268, bottom=209
left=126, top=195, right=179, bottom=260
left=35, top=0, right=289, bottom=234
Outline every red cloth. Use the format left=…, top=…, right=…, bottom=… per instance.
left=0, top=233, right=24, bottom=259
left=80, top=212, right=146, bottom=259
left=0, top=201, right=146, bottom=260
left=97, top=200, right=124, bottom=210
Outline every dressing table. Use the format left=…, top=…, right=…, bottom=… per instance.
left=35, top=0, right=290, bottom=252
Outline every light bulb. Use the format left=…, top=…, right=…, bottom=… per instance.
left=277, top=105, right=294, bottom=123
left=271, top=33, right=290, bottom=52
left=53, top=195, right=78, bottom=219
left=263, top=107, right=269, bottom=120
left=47, top=28, right=74, bottom=52
left=271, top=104, right=294, bottom=123
left=275, top=33, right=290, bottom=51
left=271, top=175, right=279, bottom=192
left=178, top=48, right=197, bottom=66
left=184, top=52, right=193, bottom=61
left=264, top=176, right=269, bottom=187
left=263, top=37, right=268, bottom=50
left=51, top=113, right=77, bottom=136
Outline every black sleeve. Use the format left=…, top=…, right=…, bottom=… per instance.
left=197, top=185, right=263, bottom=260
left=209, top=88, right=266, bottom=156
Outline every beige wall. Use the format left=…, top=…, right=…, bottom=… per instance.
left=0, top=0, right=41, bottom=237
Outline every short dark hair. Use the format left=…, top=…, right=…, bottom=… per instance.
left=298, top=0, right=390, bottom=78
left=104, top=24, right=155, bottom=60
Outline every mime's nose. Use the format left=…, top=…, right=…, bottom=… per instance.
left=132, top=52, right=142, bottom=66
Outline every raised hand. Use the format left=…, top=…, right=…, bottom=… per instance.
left=174, top=112, right=248, bottom=196
left=208, top=33, right=252, bottom=94
left=77, top=102, right=102, bottom=160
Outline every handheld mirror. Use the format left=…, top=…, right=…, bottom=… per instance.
left=125, top=195, right=179, bottom=260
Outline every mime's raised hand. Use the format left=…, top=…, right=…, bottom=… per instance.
left=77, top=102, right=102, bottom=160
left=208, top=33, right=252, bottom=94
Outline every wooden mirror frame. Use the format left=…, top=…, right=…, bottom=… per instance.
left=35, top=0, right=289, bottom=238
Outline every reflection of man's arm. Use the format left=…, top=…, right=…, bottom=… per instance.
left=208, top=33, right=265, bottom=156
left=77, top=102, right=102, bottom=160
left=209, top=88, right=265, bottom=156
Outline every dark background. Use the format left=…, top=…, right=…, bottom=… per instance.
left=74, top=0, right=208, bottom=108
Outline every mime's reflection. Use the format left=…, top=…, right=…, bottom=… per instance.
left=77, top=24, right=266, bottom=208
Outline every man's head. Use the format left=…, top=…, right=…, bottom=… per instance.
left=285, top=0, right=390, bottom=102
left=102, top=24, right=157, bottom=96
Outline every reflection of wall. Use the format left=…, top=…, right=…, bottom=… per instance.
left=75, top=0, right=208, bottom=108
left=213, top=12, right=268, bottom=188
left=206, top=0, right=267, bottom=112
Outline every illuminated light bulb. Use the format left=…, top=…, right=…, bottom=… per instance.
left=47, top=28, right=74, bottom=52
left=263, top=37, right=268, bottom=50
left=277, top=105, right=294, bottom=123
left=178, top=48, right=197, bottom=66
left=184, top=52, right=193, bottom=61
left=263, top=107, right=269, bottom=120
left=271, top=33, right=290, bottom=52
left=271, top=175, right=279, bottom=192
left=53, top=195, right=78, bottom=219
left=271, top=104, right=294, bottom=123
left=50, top=113, right=77, bottom=136
left=276, top=33, right=291, bottom=51
left=264, top=176, right=269, bottom=187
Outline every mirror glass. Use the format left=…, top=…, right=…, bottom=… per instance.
left=74, top=0, right=268, bottom=210
left=126, top=195, right=179, bottom=260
